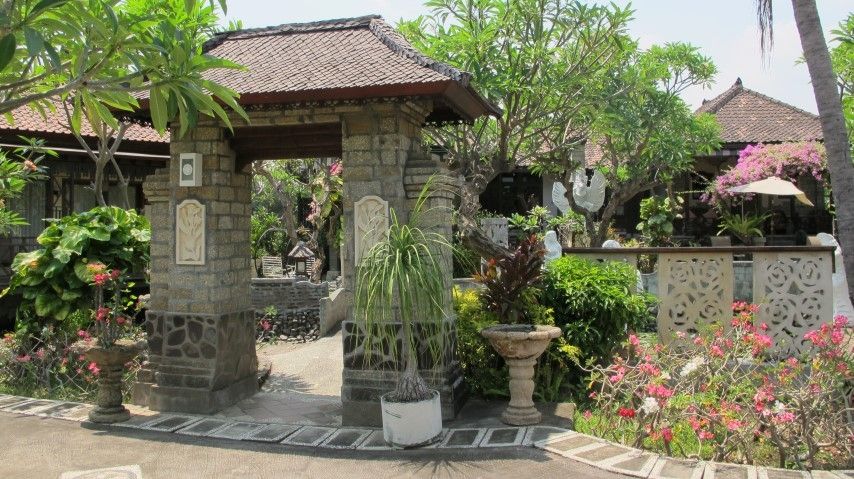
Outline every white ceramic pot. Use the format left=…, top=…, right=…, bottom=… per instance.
left=381, top=389, right=442, bottom=448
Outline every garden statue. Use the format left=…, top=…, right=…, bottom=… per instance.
left=71, top=265, right=144, bottom=423
left=816, top=233, right=854, bottom=322
left=543, top=230, right=562, bottom=263
left=551, top=170, right=608, bottom=215
left=551, top=181, right=570, bottom=214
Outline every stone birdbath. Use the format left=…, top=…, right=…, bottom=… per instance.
left=481, top=325, right=562, bottom=426
left=72, top=338, right=145, bottom=424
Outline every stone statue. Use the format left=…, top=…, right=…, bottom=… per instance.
left=602, top=239, right=621, bottom=249
left=817, top=233, right=854, bottom=322
left=543, top=230, right=562, bottom=263
left=551, top=169, right=607, bottom=215
left=551, top=182, right=570, bottom=215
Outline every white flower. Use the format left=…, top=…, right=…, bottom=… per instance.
left=773, top=401, right=786, bottom=413
left=679, top=356, right=706, bottom=377
left=660, top=371, right=671, bottom=381
left=640, top=396, right=660, bottom=415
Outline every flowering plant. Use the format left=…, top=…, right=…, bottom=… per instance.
left=85, top=263, right=136, bottom=349
left=579, top=302, right=853, bottom=469
left=702, top=142, right=826, bottom=207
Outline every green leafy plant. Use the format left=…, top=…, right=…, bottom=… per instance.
left=354, top=179, right=453, bottom=403
left=2, top=207, right=150, bottom=325
left=508, top=206, right=550, bottom=235
left=473, top=235, right=546, bottom=326
left=636, top=196, right=683, bottom=246
left=717, top=212, right=768, bottom=245
left=0, top=139, right=52, bottom=236
left=540, top=255, right=656, bottom=388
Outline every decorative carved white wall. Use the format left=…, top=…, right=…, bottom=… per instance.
left=657, top=253, right=734, bottom=340
left=753, top=251, right=833, bottom=356
left=480, top=217, right=509, bottom=248
left=175, top=199, right=205, bottom=265
left=354, top=195, right=389, bottom=265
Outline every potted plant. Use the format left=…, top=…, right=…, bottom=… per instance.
left=717, top=212, right=769, bottom=246
left=474, top=235, right=561, bottom=425
left=72, top=264, right=145, bottom=424
left=354, top=184, right=453, bottom=448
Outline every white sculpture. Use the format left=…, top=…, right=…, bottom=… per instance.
left=602, top=239, right=622, bottom=249
left=176, top=199, right=205, bottom=265
left=817, top=233, right=854, bottom=322
left=543, top=230, right=562, bottom=263
left=354, top=195, right=389, bottom=266
left=551, top=170, right=607, bottom=215
left=572, top=169, right=607, bottom=213
left=480, top=217, right=509, bottom=248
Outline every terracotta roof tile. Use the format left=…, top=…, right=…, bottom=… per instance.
left=696, top=78, right=822, bottom=144
left=0, top=100, right=167, bottom=144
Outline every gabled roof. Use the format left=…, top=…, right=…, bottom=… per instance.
left=202, top=15, right=499, bottom=123
left=0, top=99, right=168, bottom=156
left=696, top=78, right=822, bottom=144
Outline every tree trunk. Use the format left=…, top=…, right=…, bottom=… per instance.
left=457, top=170, right=512, bottom=260
left=791, top=0, right=854, bottom=299
left=93, top=159, right=107, bottom=207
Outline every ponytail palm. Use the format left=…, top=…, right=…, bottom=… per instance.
left=354, top=182, right=453, bottom=403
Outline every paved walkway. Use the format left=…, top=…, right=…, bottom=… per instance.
left=0, top=412, right=630, bottom=479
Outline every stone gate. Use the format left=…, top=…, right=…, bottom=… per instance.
left=133, top=15, right=497, bottom=425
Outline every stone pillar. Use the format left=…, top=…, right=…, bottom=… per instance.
left=138, top=122, right=258, bottom=414
left=340, top=102, right=466, bottom=426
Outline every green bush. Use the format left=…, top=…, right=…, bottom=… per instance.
left=2, top=207, right=150, bottom=327
left=540, top=256, right=656, bottom=383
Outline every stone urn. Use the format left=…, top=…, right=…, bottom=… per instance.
left=481, top=325, right=562, bottom=426
left=72, top=339, right=145, bottom=424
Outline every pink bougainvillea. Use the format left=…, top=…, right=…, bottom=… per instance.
left=702, top=142, right=826, bottom=206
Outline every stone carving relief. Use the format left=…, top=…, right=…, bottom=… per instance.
left=753, top=252, right=833, bottom=356
left=657, top=253, right=733, bottom=340
left=480, top=217, right=509, bottom=248
left=176, top=199, right=205, bottom=265
left=354, top=195, right=389, bottom=265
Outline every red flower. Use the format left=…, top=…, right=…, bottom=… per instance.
left=93, top=273, right=110, bottom=286
left=95, top=307, right=110, bottom=322
left=617, top=407, right=636, bottom=419
left=110, top=269, right=121, bottom=280
left=661, top=427, right=673, bottom=443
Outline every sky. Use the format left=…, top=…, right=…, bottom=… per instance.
left=221, top=1, right=852, bottom=114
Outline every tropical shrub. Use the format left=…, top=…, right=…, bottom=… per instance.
left=473, top=235, right=546, bottom=325
left=540, top=255, right=656, bottom=382
left=2, top=207, right=150, bottom=326
left=636, top=196, right=683, bottom=246
left=717, top=212, right=769, bottom=245
left=578, top=303, right=853, bottom=470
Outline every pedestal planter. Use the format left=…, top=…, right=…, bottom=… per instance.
left=381, top=390, right=443, bottom=447
left=72, top=339, right=145, bottom=424
left=481, top=325, right=562, bottom=426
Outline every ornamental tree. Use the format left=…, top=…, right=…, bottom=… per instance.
left=702, top=142, right=827, bottom=208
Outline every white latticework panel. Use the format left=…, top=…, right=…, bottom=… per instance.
left=753, top=252, right=833, bottom=357
left=657, top=253, right=734, bottom=340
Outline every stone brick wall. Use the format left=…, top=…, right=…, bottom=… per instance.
left=250, top=278, right=329, bottom=313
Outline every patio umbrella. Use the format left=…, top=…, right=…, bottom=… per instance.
left=726, top=176, right=814, bottom=207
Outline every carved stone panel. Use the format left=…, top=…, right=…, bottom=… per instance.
left=354, top=195, right=389, bottom=265
left=176, top=199, right=205, bottom=265
left=480, top=217, right=509, bottom=248
left=657, top=253, right=734, bottom=340
left=753, top=251, right=833, bottom=356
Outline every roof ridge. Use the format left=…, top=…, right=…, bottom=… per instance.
left=203, top=15, right=381, bottom=50
left=696, top=79, right=743, bottom=114
left=738, top=85, right=819, bottom=119
left=367, top=18, right=470, bottom=86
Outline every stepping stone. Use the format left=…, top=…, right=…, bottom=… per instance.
left=321, top=428, right=372, bottom=449
left=650, top=458, right=705, bottom=479
left=243, top=424, right=301, bottom=443
left=523, top=426, right=572, bottom=445
left=281, top=426, right=336, bottom=446
left=60, top=464, right=142, bottom=479
left=572, top=443, right=631, bottom=464
left=536, top=432, right=602, bottom=457
left=38, top=402, right=84, bottom=418
left=598, top=450, right=659, bottom=478
left=0, top=396, right=29, bottom=408
left=439, top=428, right=487, bottom=448
left=139, top=415, right=201, bottom=432
left=812, top=473, right=846, bottom=479
left=176, top=418, right=231, bottom=437
left=834, top=472, right=854, bottom=479
left=759, top=468, right=810, bottom=479
left=480, top=427, right=525, bottom=447
left=704, top=462, right=757, bottom=479
left=357, top=430, right=393, bottom=451
left=206, top=422, right=266, bottom=440
left=111, top=414, right=160, bottom=429
left=4, top=399, right=55, bottom=413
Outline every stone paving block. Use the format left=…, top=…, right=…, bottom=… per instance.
left=243, top=423, right=301, bottom=443
left=111, top=413, right=161, bottom=429
left=479, top=427, right=525, bottom=447
left=320, top=428, right=372, bottom=449
left=704, top=462, right=758, bottom=479
left=649, top=457, right=705, bottom=479
left=357, top=430, right=393, bottom=451
left=37, top=402, right=85, bottom=418
left=438, top=428, right=487, bottom=448
left=536, top=432, right=602, bottom=457
left=176, top=418, right=231, bottom=437
left=599, top=450, right=659, bottom=478
left=206, top=421, right=266, bottom=440
left=0, top=395, right=29, bottom=408
left=54, top=405, right=92, bottom=422
left=812, top=473, right=845, bottom=479
left=522, top=426, right=572, bottom=446
left=572, top=443, right=632, bottom=464
left=282, top=426, right=336, bottom=447
left=4, top=399, right=55, bottom=413
left=60, top=464, right=142, bottom=479
left=139, top=414, right=202, bottom=432
left=834, top=471, right=854, bottom=479
left=758, top=467, right=811, bottom=479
